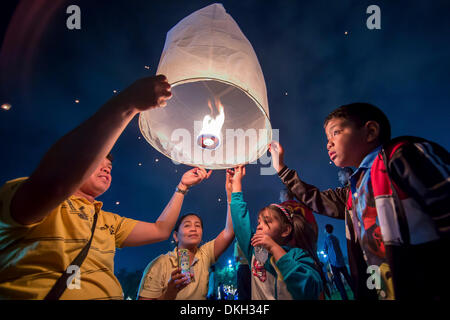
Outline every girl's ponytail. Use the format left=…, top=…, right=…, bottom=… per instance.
left=289, top=213, right=331, bottom=298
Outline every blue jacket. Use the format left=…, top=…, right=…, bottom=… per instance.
left=230, top=192, right=323, bottom=300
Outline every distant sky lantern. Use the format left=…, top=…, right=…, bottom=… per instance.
left=1, top=103, right=11, bottom=111
left=139, top=3, right=272, bottom=169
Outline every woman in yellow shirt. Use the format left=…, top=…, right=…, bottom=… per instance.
left=137, top=169, right=239, bottom=300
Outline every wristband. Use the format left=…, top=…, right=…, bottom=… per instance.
left=175, top=184, right=189, bottom=195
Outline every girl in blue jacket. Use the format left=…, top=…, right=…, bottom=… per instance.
left=228, top=166, right=327, bottom=300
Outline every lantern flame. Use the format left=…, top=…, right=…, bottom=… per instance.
left=202, top=99, right=225, bottom=135
left=197, top=98, right=225, bottom=149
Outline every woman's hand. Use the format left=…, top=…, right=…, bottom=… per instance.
left=268, top=141, right=285, bottom=173
left=179, top=167, right=212, bottom=191
left=226, top=165, right=246, bottom=193
left=164, top=268, right=190, bottom=300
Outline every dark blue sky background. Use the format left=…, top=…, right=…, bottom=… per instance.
left=1, top=0, right=449, bottom=273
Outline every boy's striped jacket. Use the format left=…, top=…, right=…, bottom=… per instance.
left=278, top=136, right=449, bottom=300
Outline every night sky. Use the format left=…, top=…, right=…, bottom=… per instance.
left=1, top=0, right=449, bottom=274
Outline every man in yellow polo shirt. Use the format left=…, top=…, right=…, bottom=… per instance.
left=0, top=75, right=212, bottom=299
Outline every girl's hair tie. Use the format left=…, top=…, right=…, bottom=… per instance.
left=270, top=203, right=293, bottom=222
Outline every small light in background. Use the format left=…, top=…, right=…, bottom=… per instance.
left=344, top=31, right=349, bottom=35
left=138, top=163, right=142, bottom=166
left=155, top=158, right=159, bottom=162
left=113, top=90, right=117, bottom=94
left=138, top=136, right=141, bottom=140
left=1, top=103, right=11, bottom=111
left=144, top=65, right=150, bottom=70
left=115, top=201, right=120, bottom=205
left=285, top=92, right=288, bottom=96
left=75, top=99, right=80, bottom=104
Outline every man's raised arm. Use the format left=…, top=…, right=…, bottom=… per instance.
left=11, top=75, right=171, bottom=225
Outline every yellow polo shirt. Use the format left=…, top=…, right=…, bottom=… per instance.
left=138, top=240, right=216, bottom=300
left=0, top=177, right=138, bottom=300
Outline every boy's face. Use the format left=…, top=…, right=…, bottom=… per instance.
left=325, top=118, right=369, bottom=168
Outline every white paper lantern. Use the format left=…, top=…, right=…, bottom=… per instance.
left=139, top=3, right=272, bottom=169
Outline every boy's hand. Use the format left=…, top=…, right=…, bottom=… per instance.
left=179, top=167, right=212, bottom=191
left=114, top=75, right=172, bottom=112
left=268, top=141, right=285, bottom=173
left=226, top=165, right=246, bottom=193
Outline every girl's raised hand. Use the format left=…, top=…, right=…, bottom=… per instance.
left=226, top=165, right=246, bottom=193
left=225, top=170, right=233, bottom=202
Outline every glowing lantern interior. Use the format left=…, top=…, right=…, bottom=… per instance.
left=139, top=3, right=272, bottom=169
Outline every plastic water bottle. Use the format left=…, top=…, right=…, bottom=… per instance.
left=254, top=246, right=268, bottom=265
